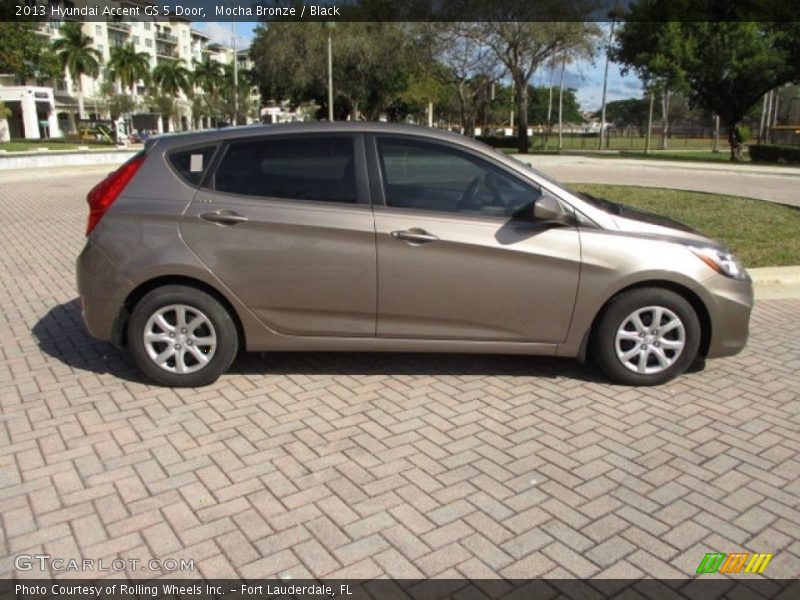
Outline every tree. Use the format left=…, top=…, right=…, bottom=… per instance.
left=481, top=21, right=599, bottom=152
left=604, top=98, right=650, bottom=134
left=412, top=23, right=500, bottom=136
left=152, top=60, right=192, bottom=131
left=0, top=23, right=59, bottom=84
left=108, top=43, right=151, bottom=96
left=612, top=1, right=800, bottom=160
left=52, top=23, right=102, bottom=121
left=99, top=80, right=136, bottom=120
left=191, top=57, right=224, bottom=124
left=251, top=22, right=416, bottom=121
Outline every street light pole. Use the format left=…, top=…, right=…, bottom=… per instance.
left=327, top=26, right=334, bottom=122
left=232, top=14, right=238, bottom=126
left=599, top=13, right=618, bottom=150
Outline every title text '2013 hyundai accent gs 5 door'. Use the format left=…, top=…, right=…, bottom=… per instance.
left=76, top=123, right=753, bottom=387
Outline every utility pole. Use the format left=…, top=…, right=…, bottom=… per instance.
left=232, top=9, right=238, bottom=126
left=325, top=22, right=335, bottom=122
left=599, top=14, right=618, bottom=150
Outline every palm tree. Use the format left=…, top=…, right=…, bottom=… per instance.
left=108, top=43, right=151, bottom=96
left=52, top=22, right=102, bottom=122
left=152, top=60, right=191, bottom=131
left=192, top=57, right=223, bottom=126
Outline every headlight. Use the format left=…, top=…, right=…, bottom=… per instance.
left=690, top=246, right=749, bottom=280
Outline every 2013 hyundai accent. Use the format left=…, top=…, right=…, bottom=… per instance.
left=76, top=123, right=753, bottom=387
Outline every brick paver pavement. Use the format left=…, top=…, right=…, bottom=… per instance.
left=1, top=170, right=798, bottom=579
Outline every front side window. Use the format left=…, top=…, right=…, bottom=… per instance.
left=214, top=136, right=356, bottom=204
left=377, top=138, right=540, bottom=217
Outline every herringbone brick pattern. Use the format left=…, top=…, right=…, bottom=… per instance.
left=0, top=170, right=798, bottom=578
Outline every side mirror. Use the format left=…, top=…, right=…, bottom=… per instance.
left=533, top=195, right=571, bottom=225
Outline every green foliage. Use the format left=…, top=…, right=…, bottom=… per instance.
left=52, top=23, right=101, bottom=85
left=612, top=2, right=800, bottom=160
left=749, top=145, right=800, bottom=165
left=0, top=22, right=61, bottom=83
left=604, top=98, right=650, bottom=130
left=527, top=85, right=582, bottom=125
left=0, top=101, right=11, bottom=120
left=251, top=22, right=415, bottom=120
left=108, top=44, right=151, bottom=92
left=152, top=61, right=192, bottom=98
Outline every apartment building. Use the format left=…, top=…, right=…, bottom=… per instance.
left=0, top=0, right=258, bottom=140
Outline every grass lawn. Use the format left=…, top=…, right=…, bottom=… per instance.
left=0, top=140, right=114, bottom=152
left=571, top=184, right=800, bottom=268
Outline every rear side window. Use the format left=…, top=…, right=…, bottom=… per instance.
left=168, top=146, right=217, bottom=186
left=213, top=136, right=356, bottom=204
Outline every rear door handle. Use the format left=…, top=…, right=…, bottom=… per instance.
left=390, top=229, right=439, bottom=244
left=200, top=211, right=249, bottom=225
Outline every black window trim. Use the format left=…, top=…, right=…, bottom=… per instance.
left=365, top=133, right=546, bottom=221
left=208, top=132, right=370, bottom=207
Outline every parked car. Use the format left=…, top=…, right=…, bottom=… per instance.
left=76, top=123, right=753, bottom=387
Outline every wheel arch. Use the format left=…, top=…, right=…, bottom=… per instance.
left=578, top=279, right=712, bottom=363
left=113, top=275, right=246, bottom=352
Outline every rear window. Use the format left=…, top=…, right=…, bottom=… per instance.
left=168, top=146, right=218, bottom=186
left=213, top=136, right=356, bottom=204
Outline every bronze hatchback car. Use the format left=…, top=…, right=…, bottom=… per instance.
left=76, top=123, right=753, bottom=387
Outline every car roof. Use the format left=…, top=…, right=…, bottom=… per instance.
left=146, top=121, right=484, bottom=152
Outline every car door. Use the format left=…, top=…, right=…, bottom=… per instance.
left=179, top=133, right=377, bottom=337
left=370, top=135, right=581, bottom=343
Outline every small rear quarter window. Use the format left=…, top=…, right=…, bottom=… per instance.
left=168, top=146, right=217, bottom=186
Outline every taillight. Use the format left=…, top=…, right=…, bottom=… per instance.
left=85, top=154, right=145, bottom=235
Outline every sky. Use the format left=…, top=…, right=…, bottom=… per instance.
left=193, top=21, right=645, bottom=113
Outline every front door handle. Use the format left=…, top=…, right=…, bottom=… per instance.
left=200, top=211, right=249, bottom=225
left=390, top=229, right=439, bottom=244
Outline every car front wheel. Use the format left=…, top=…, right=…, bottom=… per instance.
left=593, top=288, right=701, bottom=386
left=128, top=285, right=239, bottom=387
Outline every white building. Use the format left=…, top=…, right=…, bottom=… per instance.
left=0, top=0, right=258, bottom=140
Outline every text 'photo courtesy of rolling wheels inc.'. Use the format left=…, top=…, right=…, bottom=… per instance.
left=1, top=0, right=799, bottom=598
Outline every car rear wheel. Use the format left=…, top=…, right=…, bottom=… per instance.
left=593, top=288, right=701, bottom=386
left=128, top=285, right=238, bottom=387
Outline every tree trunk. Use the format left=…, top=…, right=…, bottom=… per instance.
left=515, top=73, right=528, bottom=153
left=727, top=123, right=741, bottom=162
left=660, top=89, right=670, bottom=150
left=77, top=83, right=86, bottom=121
left=645, top=91, right=654, bottom=154
left=557, top=58, right=566, bottom=151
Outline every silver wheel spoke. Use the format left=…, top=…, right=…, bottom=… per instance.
left=144, top=332, right=172, bottom=344
left=637, top=349, right=649, bottom=373
left=155, top=346, right=176, bottom=366
left=632, top=313, right=648, bottom=334
left=192, top=335, right=216, bottom=346
left=143, top=304, right=217, bottom=375
left=620, top=346, right=641, bottom=361
left=652, top=307, right=664, bottom=329
left=660, top=319, right=681, bottom=335
left=187, top=345, right=210, bottom=365
left=617, top=329, right=640, bottom=341
left=651, top=346, right=671, bottom=368
left=660, top=338, right=683, bottom=349
left=175, top=348, right=187, bottom=374
left=155, top=314, right=174, bottom=333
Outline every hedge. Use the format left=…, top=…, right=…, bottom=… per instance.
left=749, top=144, right=800, bottom=165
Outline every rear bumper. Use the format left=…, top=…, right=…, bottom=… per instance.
left=76, top=240, right=131, bottom=344
left=703, top=274, right=754, bottom=359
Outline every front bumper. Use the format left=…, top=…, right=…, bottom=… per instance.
left=703, top=273, right=754, bottom=359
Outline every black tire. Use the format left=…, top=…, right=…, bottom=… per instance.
left=592, top=287, right=701, bottom=386
left=128, top=285, right=239, bottom=387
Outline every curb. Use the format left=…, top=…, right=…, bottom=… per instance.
left=748, top=266, right=800, bottom=286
